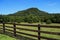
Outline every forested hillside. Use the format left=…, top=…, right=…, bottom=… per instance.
left=8, top=8, right=48, bottom=16
left=0, top=8, right=60, bottom=23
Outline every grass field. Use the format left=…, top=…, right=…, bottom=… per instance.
left=0, top=23, right=60, bottom=40
left=0, top=34, right=16, bottom=40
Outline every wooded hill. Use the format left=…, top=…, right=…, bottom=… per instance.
left=8, top=8, right=48, bottom=16
left=0, top=8, right=60, bottom=23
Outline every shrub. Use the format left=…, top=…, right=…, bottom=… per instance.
left=46, top=20, right=52, bottom=24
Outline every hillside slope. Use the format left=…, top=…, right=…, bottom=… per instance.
left=8, top=8, right=48, bottom=16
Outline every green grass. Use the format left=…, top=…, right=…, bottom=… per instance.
left=0, top=23, right=60, bottom=40
left=0, top=34, right=16, bottom=40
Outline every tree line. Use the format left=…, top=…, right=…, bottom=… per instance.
left=0, top=14, right=60, bottom=24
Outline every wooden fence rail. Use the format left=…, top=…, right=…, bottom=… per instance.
left=0, top=23, right=60, bottom=40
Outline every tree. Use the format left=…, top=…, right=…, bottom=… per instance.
left=46, top=19, right=52, bottom=24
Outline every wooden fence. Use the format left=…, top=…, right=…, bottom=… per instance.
left=0, top=22, right=60, bottom=40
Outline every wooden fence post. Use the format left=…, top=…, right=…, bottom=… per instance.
left=13, top=23, right=16, bottom=36
left=38, top=24, right=40, bottom=40
left=3, top=22, right=5, bottom=33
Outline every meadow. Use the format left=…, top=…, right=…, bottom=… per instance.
left=0, top=23, right=60, bottom=40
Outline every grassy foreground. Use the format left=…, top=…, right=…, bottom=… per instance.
left=0, top=34, right=16, bottom=40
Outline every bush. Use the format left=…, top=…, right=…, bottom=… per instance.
left=46, top=20, right=52, bottom=24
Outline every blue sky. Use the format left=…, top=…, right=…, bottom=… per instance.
left=0, top=0, right=60, bottom=15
